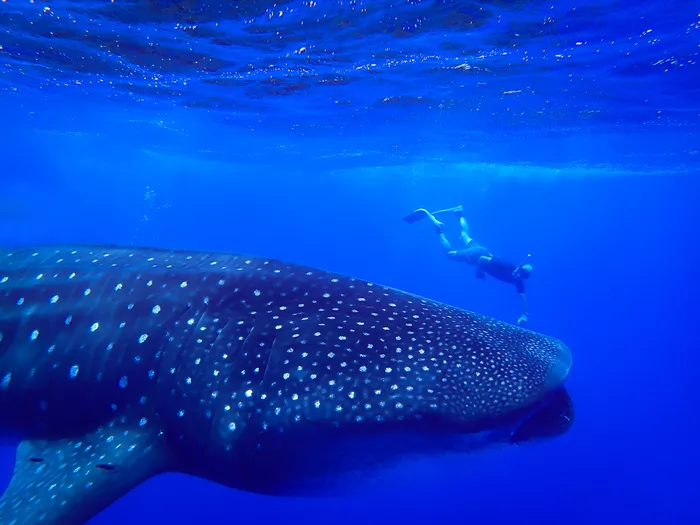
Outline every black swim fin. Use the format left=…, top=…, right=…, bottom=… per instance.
left=402, top=209, right=428, bottom=224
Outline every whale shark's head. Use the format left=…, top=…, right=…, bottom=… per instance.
left=504, top=336, right=574, bottom=443
left=506, top=337, right=574, bottom=443
left=414, top=322, right=573, bottom=436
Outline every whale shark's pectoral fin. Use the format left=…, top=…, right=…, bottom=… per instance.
left=0, top=421, right=172, bottom=525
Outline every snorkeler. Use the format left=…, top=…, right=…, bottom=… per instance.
left=403, top=205, right=532, bottom=326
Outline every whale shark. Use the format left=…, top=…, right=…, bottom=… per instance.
left=0, top=244, right=573, bottom=524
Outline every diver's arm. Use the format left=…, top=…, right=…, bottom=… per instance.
left=517, top=293, right=529, bottom=326
left=519, top=293, right=528, bottom=316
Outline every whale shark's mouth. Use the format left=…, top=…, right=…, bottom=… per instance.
left=508, top=387, right=574, bottom=444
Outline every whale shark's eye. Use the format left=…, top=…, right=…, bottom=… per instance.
left=509, top=388, right=574, bottom=444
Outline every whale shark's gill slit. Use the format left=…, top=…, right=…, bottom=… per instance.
left=96, top=463, right=115, bottom=471
left=229, top=323, right=261, bottom=381
left=0, top=319, right=17, bottom=360
left=261, top=336, right=276, bottom=384
left=240, top=326, right=255, bottom=353
left=165, top=303, right=202, bottom=382
left=206, top=317, right=230, bottom=352
left=28, top=457, right=43, bottom=463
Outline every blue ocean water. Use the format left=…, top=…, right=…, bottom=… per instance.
left=0, top=0, right=698, bottom=524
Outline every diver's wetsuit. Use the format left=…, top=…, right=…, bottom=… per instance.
left=451, top=239, right=491, bottom=264
left=478, top=255, right=526, bottom=294
left=453, top=240, right=526, bottom=294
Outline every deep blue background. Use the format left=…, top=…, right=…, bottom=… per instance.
left=1, top=0, right=699, bottom=522
left=1, top=142, right=698, bottom=523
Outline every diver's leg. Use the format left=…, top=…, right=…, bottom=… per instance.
left=474, top=254, right=491, bottom=277
left=437, top=229, right=453, bottom=253
left=431, top=206, right=472, bottom=245
left=422, top=211, right=455, bottom=254
left=457, top=212, right=472, bottom=245
left=404, top=208, right=456, bottom=256
left=410, top=209, right=444, bottom=231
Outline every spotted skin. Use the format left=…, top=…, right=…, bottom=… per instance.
left=0, top=244, right=573, bottom=524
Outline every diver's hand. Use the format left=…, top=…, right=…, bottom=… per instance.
left=517, top=314, right=528, bottom=326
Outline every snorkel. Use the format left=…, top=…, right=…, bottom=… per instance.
left=513, top=254, right=532, bottom=277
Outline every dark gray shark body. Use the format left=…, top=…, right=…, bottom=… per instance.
left=0, top=244, right=573, bottom=524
